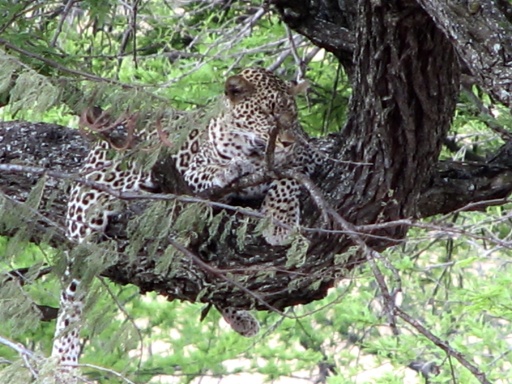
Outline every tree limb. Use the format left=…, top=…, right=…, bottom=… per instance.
left=414, top=0, right=512, bottom=109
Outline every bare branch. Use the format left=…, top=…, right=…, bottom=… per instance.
left=0, top=336, right=40, bottom=379
left=50, top=0, right=77, bottom=47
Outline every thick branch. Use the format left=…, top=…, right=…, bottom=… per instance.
left=2, top=1, right=512, bottom=313
left=271, top=0, right=356, bottom=74
left=5, top=117, right=512, bottom=311
left=274, top=0, right=512, bottom=110
left=417, top=0, right=512, bottom=108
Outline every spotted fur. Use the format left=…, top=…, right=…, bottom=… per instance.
left=53, top=140, right=155, bottom=376
left=219, top=306, right=260, bottom=337
left=261, top=178, right=301, bottom=246
left=66, top=141, right=155, bottom=242
left=51, top=278, right=82, bottom=370
left=175, top=67, right=309, bottom=196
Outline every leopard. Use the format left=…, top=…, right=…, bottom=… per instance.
left=52, top=67, right=313, bottom=376
left=175, top=67, right=311, bottom=245
left=172, top=67, right=315, bottom=337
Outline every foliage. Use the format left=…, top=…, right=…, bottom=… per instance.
left=0, top=0, right=347, bottom=134
left=0, top=1, right=512, bottom=384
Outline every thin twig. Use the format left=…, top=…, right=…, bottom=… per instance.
left=0, top=163, right=295, bottom=235
left=168, top=237, right=290, bottom=317
left=0, top=336, right=40, bottom=378
left=3, top=266, right=53, bottom=285
left=285, top=26, right=305, bottom=78
left=97, top=277, right=145, bottom=370
left=265, top=125, right=279, bottom=172
left=4, top=163, right=512, bottom=250
left=0, top=38, right=168, bottom=104
left=294, top=184, right=492, bottom=384
left=77, top=363, right=136, bottom=384
left=50, top=0, right=76, bottom=47
left=0, top=336, right=36, bottom=358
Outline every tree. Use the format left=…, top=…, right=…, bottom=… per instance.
left=1, top=0, right=512, bottom=383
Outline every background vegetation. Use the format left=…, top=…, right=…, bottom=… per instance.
left=1, top=1, right=512, bottom=383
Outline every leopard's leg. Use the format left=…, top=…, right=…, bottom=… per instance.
left=184, top=158, right=257, bottom=192
left=50, top=181, right=109, bottom=379
left=51, top=275, right=83, bottom=382
left=260, top=178, right=300, bottom=246
left=217, top=306, right=260, bottom=338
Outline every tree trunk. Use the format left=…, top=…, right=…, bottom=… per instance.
left=2, top=0, right=512, bottom=314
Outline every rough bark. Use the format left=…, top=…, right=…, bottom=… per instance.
left=272, top=0, right=356, bottom=73
left=1, top=0, right=512, bottom=314
left=274, top=0, right=512, bottom=109
left=417, top=0, right=512, bottom=108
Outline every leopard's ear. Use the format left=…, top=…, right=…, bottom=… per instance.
left=288, top=80, right=309, bottom=96
left=225, top=75, right=256, bottom=104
